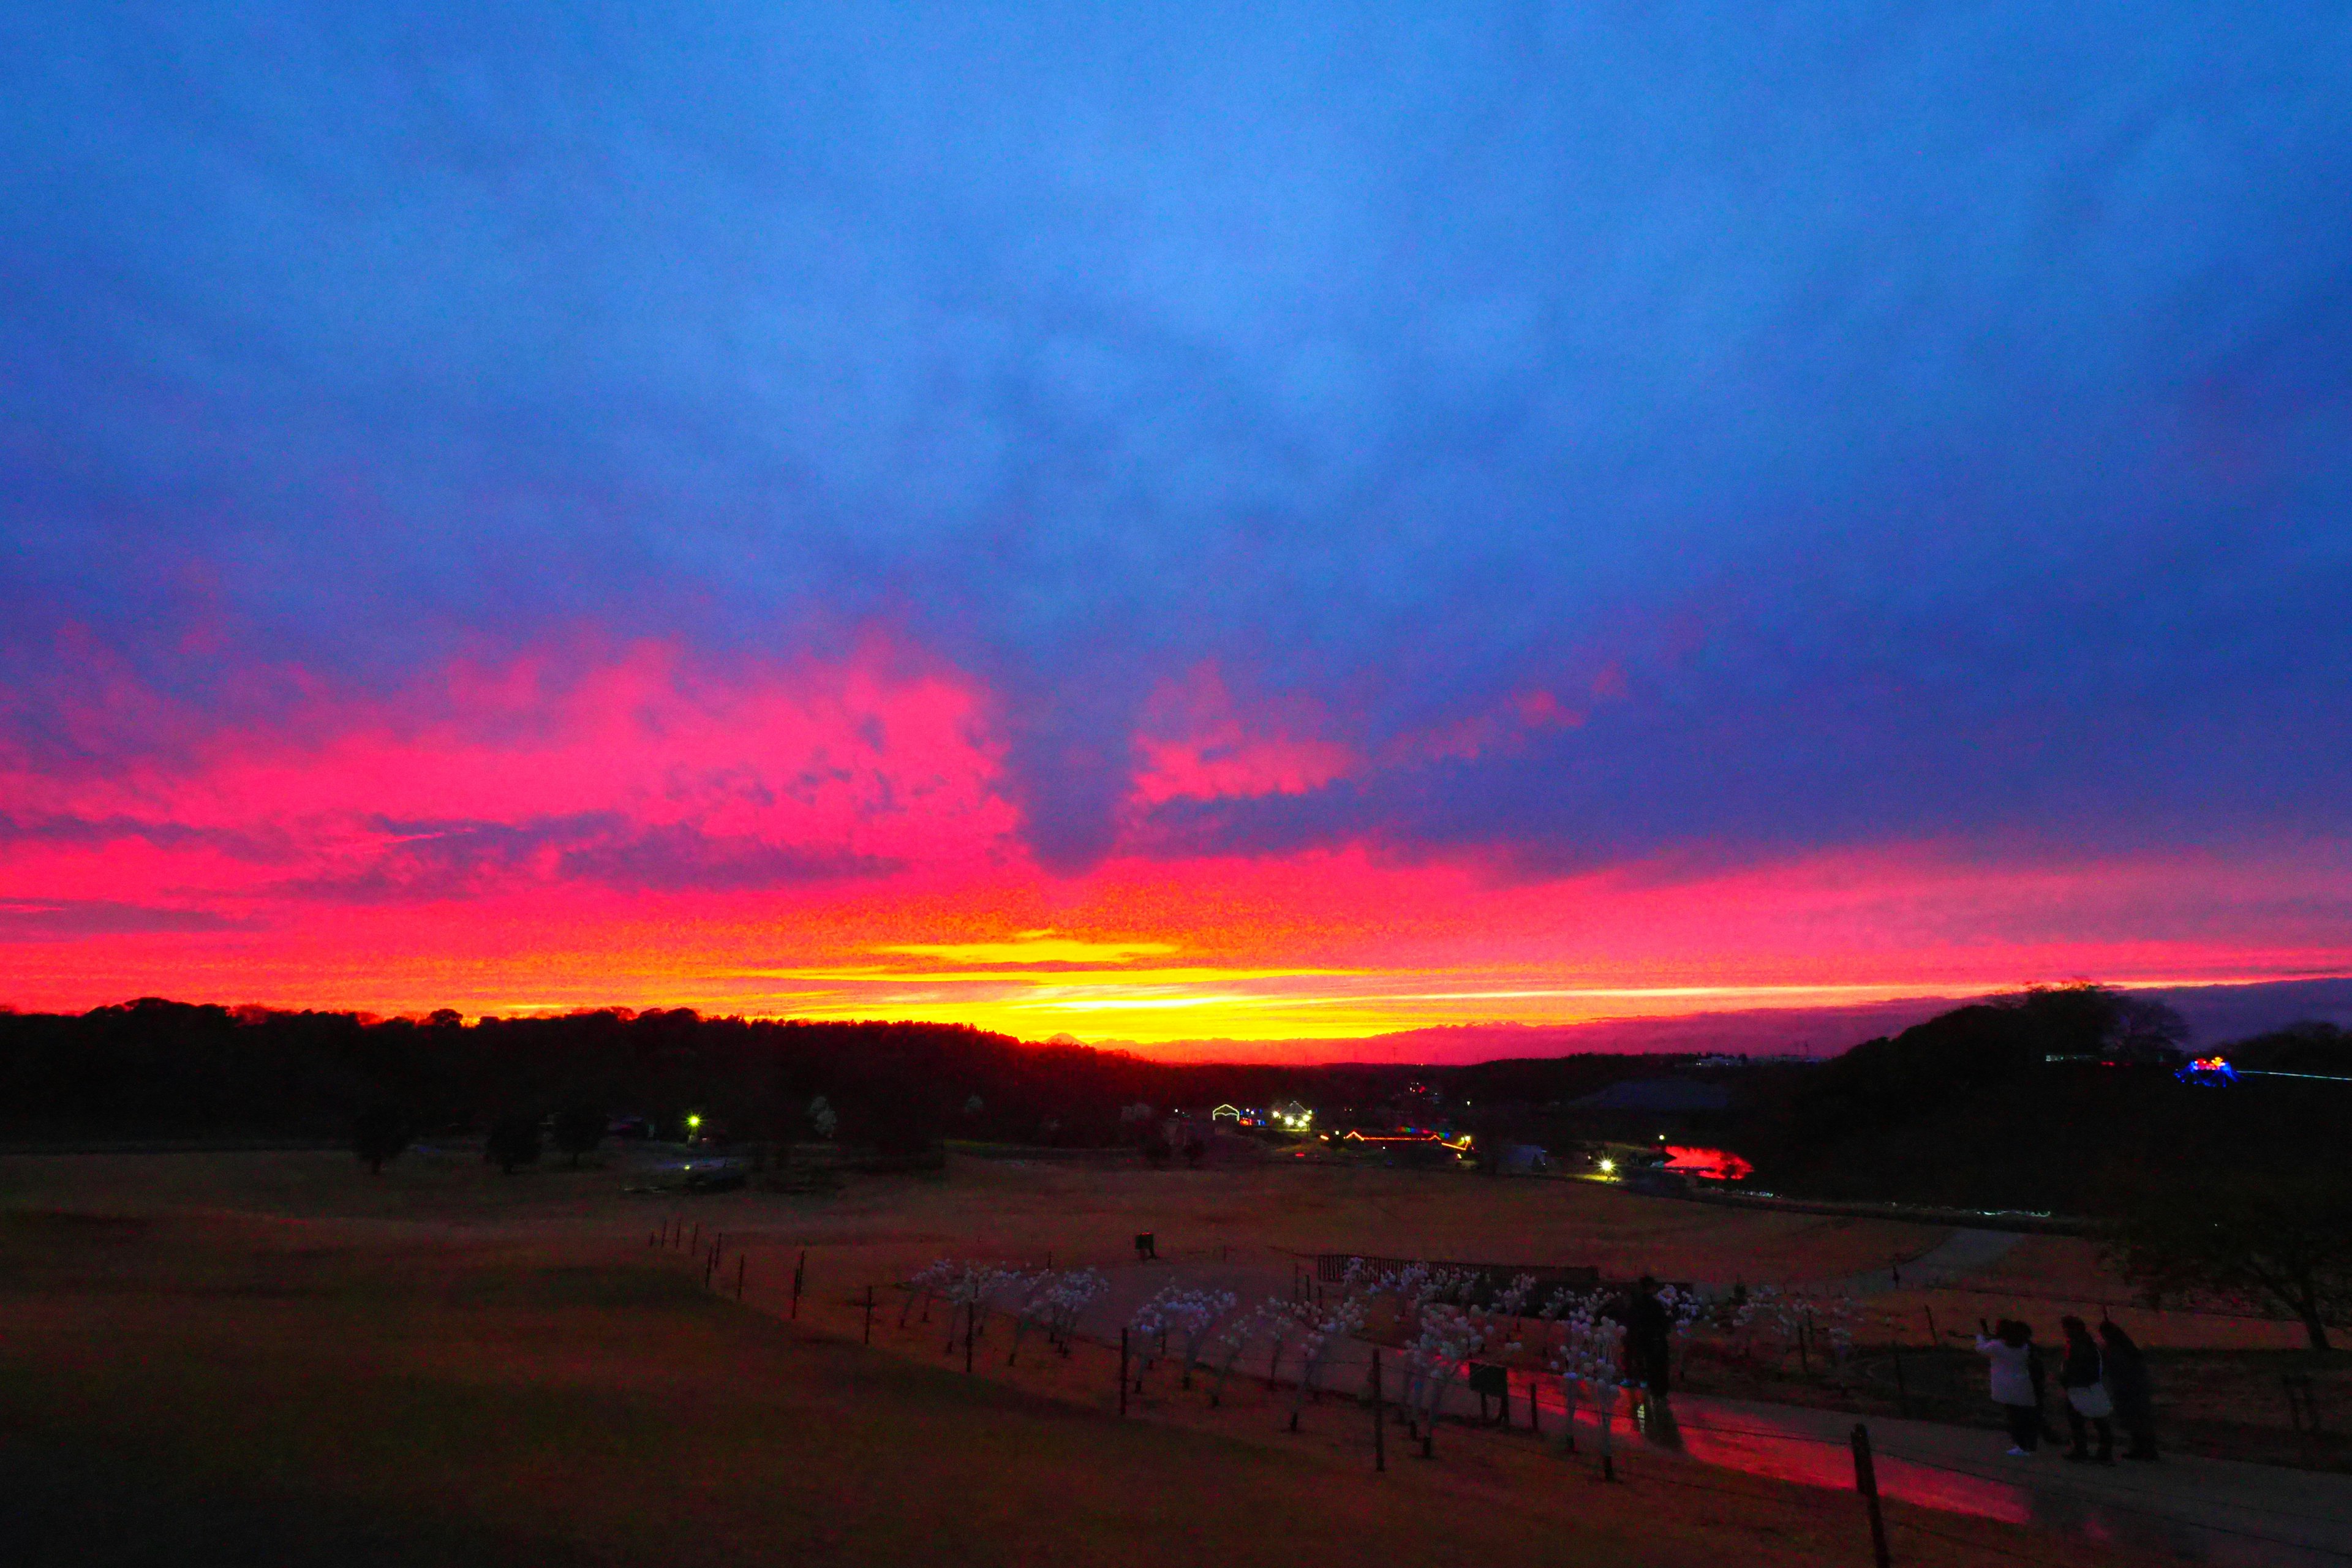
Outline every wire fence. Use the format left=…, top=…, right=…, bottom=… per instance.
left=643, top=1220, right=2352, bottom=1568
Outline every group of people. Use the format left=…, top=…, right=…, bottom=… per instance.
left=1975, top=1314, right=2159, bottom=1463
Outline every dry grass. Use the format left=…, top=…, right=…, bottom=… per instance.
left=0, top=1204, right=2177, bottom=1568
left=0, top=1145, right=1960, bottom=1276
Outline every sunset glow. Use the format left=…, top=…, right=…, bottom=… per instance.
left=7, top=8, right=2350, bottom=1055
left=5, top=640, right=2348, bottom=1050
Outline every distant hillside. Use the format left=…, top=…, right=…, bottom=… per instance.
left=1119, top=976, right=2352, bottom=1065
left=1734, top=988, right=2352, bottom=1212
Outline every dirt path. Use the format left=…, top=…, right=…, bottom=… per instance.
left=1800, top=1226, right=2027, bottom=1297
left=1652, top=1390, right=2352, bottom=1568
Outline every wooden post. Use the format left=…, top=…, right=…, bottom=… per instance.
left=1851, top=1423, right=1892, bottom=1568
left=790, top=1250, right=805, bottom=1320
left=735, top=1254, right=746, bottom=1300
left=965, top=1303, right=976, bottom=1374
left=1119, top=1329, right=1129, bottom=1416
left=1371, top=1351, right=1385, bottom=1472
left=1924, top=1305, right=1938, bottom=1343
left=691, top=1221, right=700, bottom=1248
left=704, top=1250, right=716, bottom=1288
left=863, top=1285, right=876, bottom=1345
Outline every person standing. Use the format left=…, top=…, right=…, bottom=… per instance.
left=1627, top=1276, right=1679, bottom=1444
left=2100, top=1320, right=2160, bottom=1461
left=2023, top=1321, right=2060, bottom=1444
left=1975, top=1319, right=2041, bottom=1456
left=2058, top=1316, right=2116, bottom=1464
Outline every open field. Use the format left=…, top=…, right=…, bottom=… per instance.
left=0, top=1144, right=1957, bottom=1277
left=1, top=1146, right=2337, bottom=1566
left=0, top=1202, right=2169, bottom=1568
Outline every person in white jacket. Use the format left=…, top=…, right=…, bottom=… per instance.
left=1976, top=1319, right=2043, bottom=1455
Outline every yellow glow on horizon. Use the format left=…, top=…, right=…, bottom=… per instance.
left=729, top=965, right=1366, bottom=986
left=869, top=933, right=1182, bottom=966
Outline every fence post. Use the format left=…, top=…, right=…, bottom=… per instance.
left=791, top=1250, right=805, bottom=1319
left=1120, top=1329, right=1129, bottom=1417
left=863, top=1285, right=876, bottom=1345
left=1371, top=1351, right=1385, bottom=1472
left=965, top=1303, right=976, bottom=1374
left=735, top=1254, right=746, bottom=1300
left=1850, top=1423, right=1893, bottom=1568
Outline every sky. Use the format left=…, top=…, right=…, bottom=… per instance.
left=4, top=4, right=2351, bottom=1047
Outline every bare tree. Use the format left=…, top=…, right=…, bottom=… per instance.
left=2105, top=1176, right=2352, bottom=1353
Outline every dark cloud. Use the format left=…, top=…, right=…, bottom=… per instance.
left=3, top=3, right=2350, bottom=872
left=0, top=900, right=253, bottom=938
left=0, top=813, right=291, bottom=862
left=282, top=815, right=893, bottom=902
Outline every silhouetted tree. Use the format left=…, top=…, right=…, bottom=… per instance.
left=2104, top=1175, right=2352, bottom=1353
left=551, top=1103, right=605, bottom=1168
left=484, top=1114, right=542, bottom=1175
left=353, top=1102, right=412, bottom=1175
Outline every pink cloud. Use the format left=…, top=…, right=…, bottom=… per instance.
left=1128, top=665, right=1357, bottom=805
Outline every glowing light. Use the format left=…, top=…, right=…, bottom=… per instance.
left=1662, top=1145, right=1755, bottom=1181
left=1598, top=1158, right=1616, bottom=1175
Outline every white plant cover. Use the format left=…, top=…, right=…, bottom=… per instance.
left=1403, top=1302, right=1487, bottom=1424
left=1732, top=1284, right=1858, bottom=1363
left=1284, top=1292, right=1370, bottom=1408
left=1131, top=1285, right=1238, bottom=1370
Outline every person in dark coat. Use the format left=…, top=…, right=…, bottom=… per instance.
left=2022, top=1321, right=2061, bottom=1444
left=2100, top=1320, right=2159, bottom=1460
left=2057, top=1316, right=2116, bottom=1464
left=1627, top=1277, right=1679, bottom=1444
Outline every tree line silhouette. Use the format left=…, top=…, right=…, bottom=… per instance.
left=0, top=998, right=1408, bottom=1150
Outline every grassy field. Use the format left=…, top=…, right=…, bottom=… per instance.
left=0, top=1144, right=1956, bottom=1276
left=1, top=1198, right=2185, bottom=1568
left=0, top=1145, right=2323, bottom=1563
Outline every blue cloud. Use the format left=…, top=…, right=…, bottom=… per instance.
left=3, top=2, right=2349, bottom=872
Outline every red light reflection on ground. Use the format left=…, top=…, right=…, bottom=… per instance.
left=1672, top=1413, right=2034, bottom=1524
